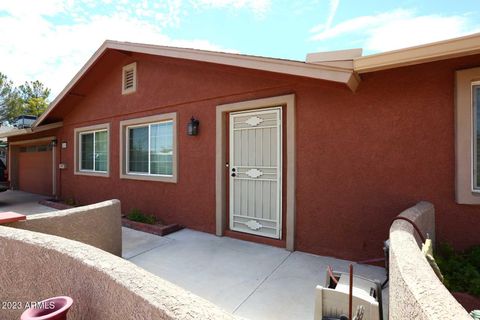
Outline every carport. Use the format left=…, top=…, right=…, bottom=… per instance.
left=0, top=122, right=62, bottom=197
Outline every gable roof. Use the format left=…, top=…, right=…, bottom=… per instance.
left=34, top=40, right=359, bottom=127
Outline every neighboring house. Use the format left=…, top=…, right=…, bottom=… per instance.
left=13, top=115, right=37, bottom=129
left=0, top=126, right=15, bottom=181
left=2, top=33, right=480, bottom=261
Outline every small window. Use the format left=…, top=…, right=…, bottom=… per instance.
left=74, top=123, right=110, bottom=177
left=122, top=62, right=137, bottom=94
left=120, top=113, right=177, bottom=183
left=37, top=145, right=48, bottom=152
left=80, top=130, right=107, bottom=172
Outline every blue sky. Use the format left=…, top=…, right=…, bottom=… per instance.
left=1, top=0, right=479, bottom=98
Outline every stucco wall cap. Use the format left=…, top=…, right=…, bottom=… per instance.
left=26, top=199, right=120, bottom=220
left=389, top=201, right=471, bottom=319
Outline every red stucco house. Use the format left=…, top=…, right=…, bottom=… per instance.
left=2, top=33, right=480, bottom=260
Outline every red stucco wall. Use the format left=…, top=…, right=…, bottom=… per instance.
left=13, top=51, right=480, bottom=260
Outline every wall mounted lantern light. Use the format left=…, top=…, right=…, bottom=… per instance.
left=187, top=117, right=200, bottom=136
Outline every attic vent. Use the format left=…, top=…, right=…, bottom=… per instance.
left=122, top=62, right=137, bottom=94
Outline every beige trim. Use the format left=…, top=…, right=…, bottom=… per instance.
left=7, top=143, right=12, bottom=186
left=122, top=62, right=137, bottom=95
left=0, top=122, right=63, bottom=138
left=311, top=60, right=354, bottom=69
left=74, top=123, right=111, bottom=178
left=119, top=112, right=177, bottom=183
left=52, top=141, right=57, bottom=196
left=355, top=32, right=480, bottom=73
left=455, top=67, right=480, bottom=204
left=35, top=40, right=358, bottom=127
left=306, top=48, right=362, bottom=63
left=215, top=94, right=296, bottom=251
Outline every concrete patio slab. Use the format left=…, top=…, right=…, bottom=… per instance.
left=0, top=190, right=56, bottom=215
left=234, top=251, right=386, bottom=320
left=127, top=228, right=291, bottom=313
left=124, top=228, right=388, bottom=319
left=122, top=227, right=172, bottom=259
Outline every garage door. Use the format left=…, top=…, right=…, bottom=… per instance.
left=18, top=144, right=52, bottom=196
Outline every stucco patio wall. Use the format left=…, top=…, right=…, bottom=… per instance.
left=7, top=199, right=121, bottom=256
left=389, top=201, right=470, bottom=319
left=0, top=226, right=236, bottom=320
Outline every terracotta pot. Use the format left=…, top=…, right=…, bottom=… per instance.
left=21, top=296, right=73, bottom=320
left=452, top=291, right=480, bottom=312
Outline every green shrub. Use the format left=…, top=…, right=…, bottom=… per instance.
left=435, top=243, right=480, bottom=296
left=127, top=208, right=157, bottom=225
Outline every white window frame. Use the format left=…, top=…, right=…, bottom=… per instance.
left=122, top=62, right=137, bottom=95
left=455, top=67, right=480, bottom=204
left=120, top=113, right=177, bottom=183
left=74, top=123, right=110, bottom=177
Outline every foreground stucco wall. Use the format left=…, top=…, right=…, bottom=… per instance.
left=0, top=226, right=236, bottom=320
left=389, top=201, right=470, bottom=319
left=7, top=200, right=121, bottom=256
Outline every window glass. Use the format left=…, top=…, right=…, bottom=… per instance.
left=128, top=126, right=149, bottom=173
left=150, top=122, right=173, bottom=175
left=37, top=145, right=47, bottom=152
left=80, top=130, right=107, bottom=172
left=127, top=121, right=173, bottom=176
left=81, top=133, right=94, bottom=170
left=475, top=85, right=480, bottom=189
left=95, top=131, right=108, bottom=172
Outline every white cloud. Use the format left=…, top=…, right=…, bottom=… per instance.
left=190, top=0, right=271, bottom=16
left=309, top=0, right=339, bottom=33
left=0, top=0, right=235, bottom=99
left=310, top=9, right=480, bottom=52
left=0, top=0, right=66, bottom=17
left=325, top=0, right=339, bottom=30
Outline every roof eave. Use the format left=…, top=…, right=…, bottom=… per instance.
left=35, top=41, right=357, bottom=127
left=0, top=122, right=63, bottom=139
left=354, top=32, right=480, bottom=73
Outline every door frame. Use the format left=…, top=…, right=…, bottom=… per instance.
left=215, top=94, right=296, bottom=250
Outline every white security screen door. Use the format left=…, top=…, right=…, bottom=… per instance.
left=229, top=107, right=282, bottom=239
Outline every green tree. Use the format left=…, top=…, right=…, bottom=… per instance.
left=0, top=73, right=50, bottom=125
